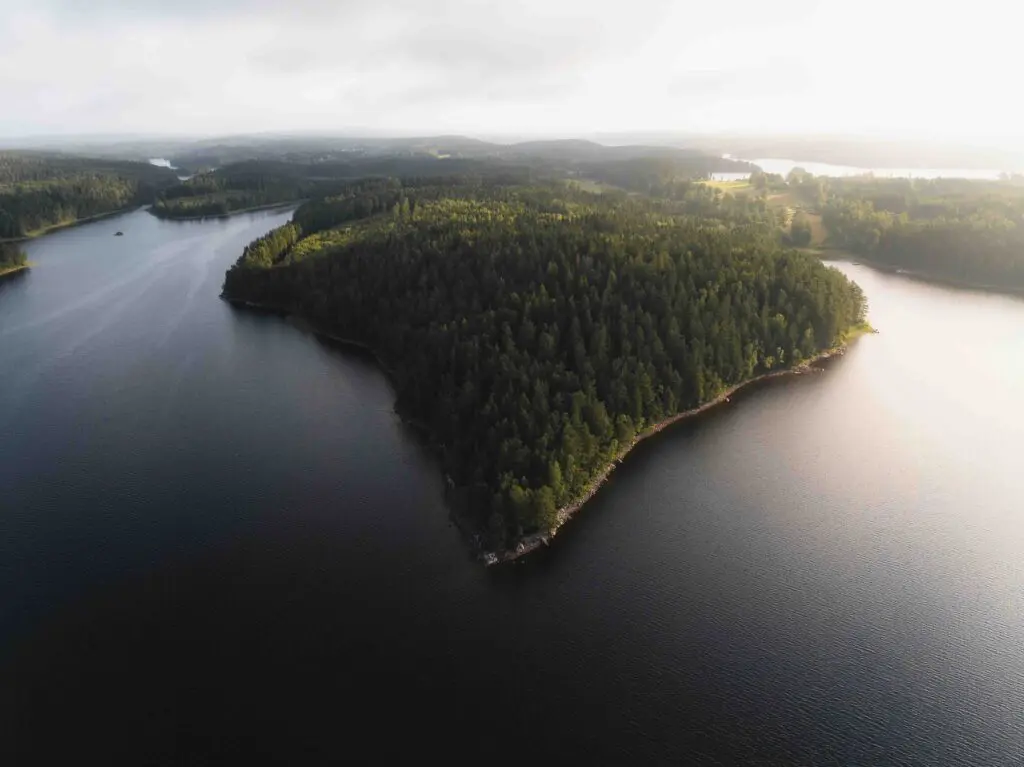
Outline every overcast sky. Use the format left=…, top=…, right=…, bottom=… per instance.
left=1, top=0, right=1020, bottom=143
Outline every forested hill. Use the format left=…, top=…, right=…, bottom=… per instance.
left=0, top=152, right=177, bottom=239
left=223, top=180, right=867, bottom=554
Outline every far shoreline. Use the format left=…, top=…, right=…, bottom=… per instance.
left=821, top=249, right=1024, bottom=298
left=0, top=206, right=139, bottom=243
left=0, top=200, right=302, bottom=243
left=150, top=201, right=303, bottom=222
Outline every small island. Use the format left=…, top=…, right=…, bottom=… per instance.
left=223, top=178, right=868, bottom=563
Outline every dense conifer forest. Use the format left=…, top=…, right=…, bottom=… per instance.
left=223, top=178, right=867, bottom=551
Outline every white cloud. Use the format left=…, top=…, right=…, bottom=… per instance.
left=0, top=0, right=1020, bottom=144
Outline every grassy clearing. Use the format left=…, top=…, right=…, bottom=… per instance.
left=702, top=179, right=753, bottom=194
left=563, top=178, right=623, bottom=194
left=765, top=191, right=830, bottom=246
left=804, top=212, right=827, bottom=246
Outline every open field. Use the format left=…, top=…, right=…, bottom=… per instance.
left=766, top=191, right=828, bottom=246
left=702, top=179, right=753, bottom=194
left=563, top=178, right=624, bottom=194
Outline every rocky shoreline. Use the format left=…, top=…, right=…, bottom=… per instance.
left=0, top=264, right=30, bottom=280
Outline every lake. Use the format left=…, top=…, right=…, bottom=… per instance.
left=713, top=159, right=1006, bottom=181
left=2, top=209, right=1023, bottom=764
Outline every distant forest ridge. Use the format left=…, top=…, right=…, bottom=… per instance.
left=158, top=137, right=756, bottom=176
left=1, top=141, right=755, bottom=229
left=148, top=145, right=756, bottom=219
left=5, top=132, right=1020, bottom=172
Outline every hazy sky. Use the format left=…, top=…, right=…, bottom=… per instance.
left=1, top=0, right=1019, bottom=141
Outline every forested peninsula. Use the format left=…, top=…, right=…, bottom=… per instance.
left=223, top=178, right=868, bottom=561
left=0, top=152, right=176, bottom=239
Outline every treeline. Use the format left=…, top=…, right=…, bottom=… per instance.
left=0, top=152, right=176, bottom=238
left=151, top=159, right=536, bottom=219
left=151, top=161, right=312, bottom=218
left=819, top=177, right=1024, bottom=288
left=577, top=156, right=757, bottom=197
left=152, top=151, right=758, bottom=222
left=224, top=180, right=867, bottom=549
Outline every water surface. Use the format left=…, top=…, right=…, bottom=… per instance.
left=2, top=210, right=1023, bottom=764
left=747, top=158, right=1004, bottom=180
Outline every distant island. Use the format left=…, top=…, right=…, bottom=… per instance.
left=222, top=178, right=868, bottom=562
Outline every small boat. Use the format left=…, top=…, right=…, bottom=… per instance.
left=114, top=231, right=124, bottom=237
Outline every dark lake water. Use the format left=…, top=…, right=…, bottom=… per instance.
left=2, top=209, right=1024, bottom=765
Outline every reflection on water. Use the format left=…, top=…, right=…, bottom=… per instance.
left=744, top=158, right=1004, bottom=179
left=711, top=159, right=1005, bottom=181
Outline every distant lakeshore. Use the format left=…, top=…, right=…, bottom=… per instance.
left=0, top=207, right=140, bottom=243
left=150, top=201, right=303, bottom=222
left=821, top=250, right=1024, bottom=298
